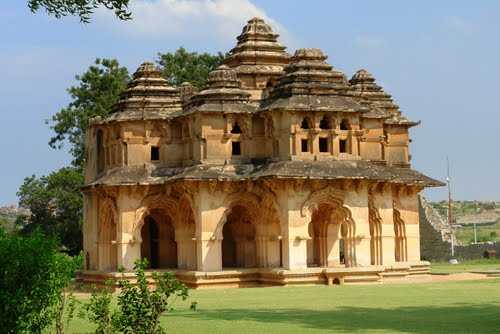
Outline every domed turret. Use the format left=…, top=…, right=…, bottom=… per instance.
left=185, top=65, right=254, bottom=114
left=260, top=48, right=364, bottom=113
left=350, top=69, right=417, bottom=126
left=107, top=62, right=182, bottom=122
left=224, top=17, right=290, bottom=100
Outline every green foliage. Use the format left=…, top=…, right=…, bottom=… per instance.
left=158, top=47, right=226, bottom=89
left=0, top=229, right=81, bottom=334
left=28, top=0, right=132, bottom=23
left=17, top=167, right=84, bottom=254
left=48, top=58, right=130, bottom=168
left=85, top=282, right=115, bottom=334
left=84, top=259, right=190, bottom=334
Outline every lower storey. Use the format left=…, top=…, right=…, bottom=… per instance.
left=79, top=261, right=430, bottom=289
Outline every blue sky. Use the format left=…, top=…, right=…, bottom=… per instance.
left=1, top=0, right=499, bottom=205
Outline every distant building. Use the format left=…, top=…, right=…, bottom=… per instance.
left=82, top=18, right=442, bottom=287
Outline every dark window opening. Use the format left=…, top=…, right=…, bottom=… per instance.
left=301, top=118, right=311, bottom=129
left=319, top=116, right=332, bottom=130
left=301, top=139, right=309, bottom=153
left=340, top=119, right=350, bottom=130
left=232, top=141, right=241, bottom=156
left=231, top=122, right=242, bottom=134
left=319, top=138, right=328, bottom=153
left=339, top=139, right=347, bottom=153
left=151, top=146, right=160, bottom=161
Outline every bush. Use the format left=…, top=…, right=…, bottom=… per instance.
left=0, top=228, right=80, bottom=333
left=84, top=259, right=192, bottom=333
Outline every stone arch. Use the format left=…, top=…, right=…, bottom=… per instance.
left=319, top=115, right=334, bottom=130
left=133, top=194, right=179, bottom=242
left=217, top=191, right=282, bottom=268
left=302, top=187, right=357, bottom=268
left=300, top=117, right=313, bottom=129
left=98, top=196, right=118, bottom=271
left=340, top=118, right=351, bottom=130
left=393, top=209, right=408, bottom=262
left=134, top=193, right=180, bottom=269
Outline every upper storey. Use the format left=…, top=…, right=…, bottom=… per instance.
left=84, top=18, right=440, bottom=188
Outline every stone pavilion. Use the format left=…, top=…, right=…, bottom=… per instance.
left=81, top=18, right=443, bottom=287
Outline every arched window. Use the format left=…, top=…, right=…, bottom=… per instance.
left=340, top=118, right=350, bottom=130
left=301, top=117, right=312, bottom=129
left=231, top=122, right=242, bottom=134
left=319, top=116, right=333, bottom=130
left=96, top=129, right=105, bottom=174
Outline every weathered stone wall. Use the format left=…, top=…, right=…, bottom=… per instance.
left=454, top=243, right=500, bottom=260
left=419, top=196, right=499, bottom=261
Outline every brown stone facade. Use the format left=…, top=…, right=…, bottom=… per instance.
left=81, top=18, right=442, bottom=287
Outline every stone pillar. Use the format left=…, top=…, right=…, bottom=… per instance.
left=397, top=192, right=420, bottom=262
left=116, top=209, right=141, bottom=271
left=279, top=189, right=309, bottom=270
left=345, top=186, right=370, bottom=266
left=195, top=188, right=225, bottom=272
left=374, top=185, right=396, bottom=265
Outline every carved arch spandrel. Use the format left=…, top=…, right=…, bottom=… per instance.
left=133, top=193, right=180, bottom=242
left=300, top=186, right=345, bottom=219
left=213, top=190, right=280, bottom=241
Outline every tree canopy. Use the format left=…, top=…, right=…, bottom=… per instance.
left=48, top=58, right=130, bottom=168
left=158, top=47, right=226, bottom=89
left=16, top=167, right=84, bottom=255
left=28, top=0, right=131, bottom=23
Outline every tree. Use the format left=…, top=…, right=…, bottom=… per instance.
left=28, top=0, right=131, bottom=23
left=16, top=167, right=84, bottom=255
left=0, top=229, right=81, bottom=334
left=49, top=58, right=130, bottom=168
left=158, top=47, right=226, bottom=89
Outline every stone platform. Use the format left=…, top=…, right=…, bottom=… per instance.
left=78, top=261, right=430, bottom=289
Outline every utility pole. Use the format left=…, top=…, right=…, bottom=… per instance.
left=473, top=223, right=477, bottom=244
left=446, top=157, right=455, bottom=258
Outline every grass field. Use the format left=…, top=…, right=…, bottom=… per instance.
left=68, top=278, right=500, bottom=334
left=430, top=258, right=500, bottom=274
left=455, top=221, right=500, bottom=244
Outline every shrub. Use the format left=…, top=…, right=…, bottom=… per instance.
left=84, top=259, right=191, bottom=333
left=0, top=228, right=80, bottom=333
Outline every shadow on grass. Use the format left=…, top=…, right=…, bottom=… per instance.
left=178, top=304, right=500, bottom=333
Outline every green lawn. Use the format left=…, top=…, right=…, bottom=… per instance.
left=431, top=258, right=500, bottom=274
left=68, top=278, right=500, bottom=334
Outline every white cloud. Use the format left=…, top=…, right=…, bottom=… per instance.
left=97, top=0, right=291, bottom=47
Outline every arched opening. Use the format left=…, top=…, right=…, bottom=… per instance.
left=231, top=122, right=242, bottom=134
left=96, top=129, right=105, bottom=174
left=307, top=203, right=355, bottom=268
left=221, top=205, right=257, bottom=268
left=340, top=118, right=350, bottom=130
left=141, top=214, right=178, bottom=269
left=98, top=203, right=117, bottom=271
left=141, top=216, right=159, bottom=268
left=301, top=117, right=312, bottom=129
left=393, top=210, right=408, bottom=262
left=319, top=115, right=333, bottom=130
